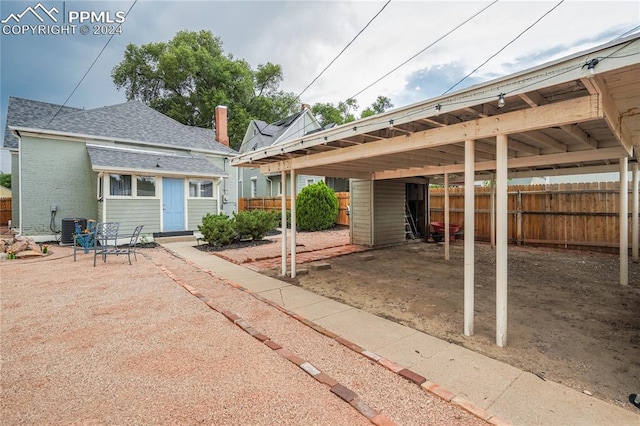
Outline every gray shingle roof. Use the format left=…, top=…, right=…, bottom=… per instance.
left=86, top=145, right=227, bottom=177
left=4, top=97, right=82, bottom=149
left=5, top=97, right=237, bottom=155
left=238, top=111, right=304, bottom=154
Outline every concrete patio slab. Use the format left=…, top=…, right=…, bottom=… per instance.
left=375, top=331, right=451, bottom=369
left=314, top=309, right=417, bottom=351
left=411, top=343, right=523, bottom=410
left=257, top=285, right=328, bottom=311
left=487, top=371, right=639, bottom=426
left=291, top=298, right=355, bottom=321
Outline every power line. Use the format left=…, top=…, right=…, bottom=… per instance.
left=349, top=0, right=499, bottom=101
left=293, top=0, right=391, bottom=104
left=442, top=0, right=565, bottom=95
left=44, top=0, right=138, bottom=129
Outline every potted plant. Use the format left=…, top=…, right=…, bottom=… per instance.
left=42, top=244, right=49, bottom=255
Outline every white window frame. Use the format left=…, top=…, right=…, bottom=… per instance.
left=104, top=173, right=159, bottom=199
left=188, top=179, right=215, bottom=198
left=250, top=177, right=258, bottom=198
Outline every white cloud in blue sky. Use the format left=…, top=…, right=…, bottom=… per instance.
left=1, top=0, right=639, bottom=171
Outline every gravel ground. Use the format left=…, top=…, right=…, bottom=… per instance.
left=1, top=244, right=485, bottom=425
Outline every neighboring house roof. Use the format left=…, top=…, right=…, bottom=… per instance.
left=86, top=145, right=227, bottom=177
left=239, top=110, right=322, bottom=154
left=5, top=97, right=237, bottom=156
left=0, top=186, right=11, bottom=198
left=3, top=96, right=82, bottom=149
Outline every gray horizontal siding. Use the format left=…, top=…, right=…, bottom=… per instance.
left=373, top=180, right=405, bottom=246
left=105, top=198, right=161, bottom=235
left=350, top=179, right=372, bottom=246
left=188, top=199, right=219, bottom=230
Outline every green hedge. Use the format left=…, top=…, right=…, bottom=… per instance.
left=296, top=181, right=338, bottom=231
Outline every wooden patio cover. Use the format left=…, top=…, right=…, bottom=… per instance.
left=232, top=34, right=640, bottom=347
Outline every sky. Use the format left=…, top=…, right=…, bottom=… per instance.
left=1, top=0, right=639, bottom=172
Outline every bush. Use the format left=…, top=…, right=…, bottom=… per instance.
left=296, top=181, right=338, bottom=231
left=272, top=209, right=291, bottom=228
left=198, top=213, right=236, bottom=247
left=234, top=210, right=278, bottom=240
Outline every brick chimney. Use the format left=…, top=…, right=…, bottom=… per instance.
left=214, top=105, right=229, bottom=147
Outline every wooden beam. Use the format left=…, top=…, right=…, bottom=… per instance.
left=560, top=124, right=598, bottom=149
left=372, top=146, right=625, bottom=179
left=259, top=96, right=602, bottom=174
left=581, top=76, right=634, bottom=155
left=298, top=167, right=371, bottom=180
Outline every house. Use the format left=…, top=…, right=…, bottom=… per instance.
left=4, top=96, right=238, bottom=241
left=237, top=106, right=348, bottom=199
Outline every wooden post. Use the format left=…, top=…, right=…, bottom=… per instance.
left=290, top=169, right=297, bottom=278
left=464, top=139, right=475, bottom=336
left=281, top=171, right=287, bottom=276
left=424, top=179, right=430, bottom=242
left=444, top=172, right=450, bottom=261
left=632, top=162, right=639, bottom=263
left=491, top=174, right=496, bottom=249
left=620, top=158, right=628, bottom=286
left=496, top=134, right=508, bottom=347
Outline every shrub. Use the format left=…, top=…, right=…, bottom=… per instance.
left=198, top=213, right=236, bottom=247
left=296, top=181, right=338, bottom=231
left=234, top=210, right=278, bottom=240
left=272, top=209, right=291, bottom=228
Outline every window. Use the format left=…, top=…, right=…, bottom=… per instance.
left=110, top=174, right=132, bottom=196
left=306, top=178, right=315, bottom=187
left=137, top=176, right=156, bottom=197
left=189, top=179, right=214, bottom=198
left=97, top=176, right=104, bottom=200
left=250, top=178, right=257, bottom=198
left=277, top=181, right=282, bottom=196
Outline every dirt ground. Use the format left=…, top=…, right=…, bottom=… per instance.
left=265, top=240, right=640, bottom=412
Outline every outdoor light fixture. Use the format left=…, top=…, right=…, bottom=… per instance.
left=584, top=58, right=599, bottom=76
left=435, top=104, right=441, bottom=117
left=497, top=93, right=506, bottom=109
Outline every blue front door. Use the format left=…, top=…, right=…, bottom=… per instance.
left=163, top=178, right=184, bottom=232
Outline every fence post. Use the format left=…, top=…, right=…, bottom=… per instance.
left=517, top=190, right=523, bottom=246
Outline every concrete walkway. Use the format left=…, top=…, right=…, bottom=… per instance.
left=162, top=241, right=639, bottom=426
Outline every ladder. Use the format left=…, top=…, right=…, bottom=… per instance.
left=405, top=203, right=418, bottom=240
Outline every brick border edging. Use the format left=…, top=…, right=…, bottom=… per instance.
left=154, top=258, right=395, bottom=425
left=160, top=248, right=510, bottom=426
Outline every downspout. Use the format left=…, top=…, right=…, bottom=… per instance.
left=17, top=132, right=23, bottom=237
left=266, top=177, right=272, bottom=197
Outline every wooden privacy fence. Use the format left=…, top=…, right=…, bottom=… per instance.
left=239, top=192, right=350, bottom=226
left=0, top=198, right=11, bottom=226
left=429, top=182, right=637, bottom=252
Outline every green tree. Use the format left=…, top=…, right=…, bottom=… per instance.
left=360, top=96, right=393, bottom=118
left=112, top=30, right=298, bottom=149
left=0, top=172, right=10, bottom=189
left=312, top=96, right=393, bottom=126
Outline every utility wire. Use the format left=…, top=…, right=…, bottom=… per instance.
left=43, top=0, right=138, bottom=129
left=293, top=0, right=391, bottom=104
left=349, top=0, right=499, bottom=101
left=442, top=0, right=564, bottom=95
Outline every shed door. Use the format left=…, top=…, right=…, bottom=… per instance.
left=163, top=178, right=184, bottom=231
